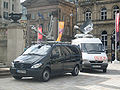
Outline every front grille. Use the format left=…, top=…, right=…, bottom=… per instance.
left=14, top=63, right=32, bottom=69
left=90, top=61, right=103, bottom=63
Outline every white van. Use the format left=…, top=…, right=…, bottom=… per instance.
left=72, top=34, right=108, bottom=72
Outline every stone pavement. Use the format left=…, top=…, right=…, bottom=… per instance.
left=0, top=63, right=120, bottom=90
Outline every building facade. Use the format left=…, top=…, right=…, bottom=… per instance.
left=22, top=0, right=76, bottom=46
left=78, top=0, right=120, bottom=60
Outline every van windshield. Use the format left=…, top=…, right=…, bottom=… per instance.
left=81, top=43, right=104, bottom=52
left=23, top=45, right=51, bottom=56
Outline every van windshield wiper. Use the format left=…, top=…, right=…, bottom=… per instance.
left=88, top=50, right=98, bottom=52
left=24, top=53, right=41, bottom=56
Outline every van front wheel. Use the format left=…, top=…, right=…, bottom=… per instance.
left=42, top=69, right=50, bottom=82
left=103, top=69, right=107, bottom=73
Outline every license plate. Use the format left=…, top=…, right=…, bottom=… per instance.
left=92, top=65, right=101, bottom=68
left=17, top=70, right=26, bottom=74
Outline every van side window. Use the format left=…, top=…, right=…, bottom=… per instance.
left=61, top=46, right=70, bottom=56
left=67, top=46, right=79, bottom=55
left=52, top=46, right=61, bottom=57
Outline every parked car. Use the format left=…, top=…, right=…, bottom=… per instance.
left=10, top=42, right=81, bottom=81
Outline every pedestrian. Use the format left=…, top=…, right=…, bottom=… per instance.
left=111, top=52, right=115, bottom=63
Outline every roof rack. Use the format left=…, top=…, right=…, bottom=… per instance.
left=40, top=41, right=71, bottom=45
left=75, top=34, right=93, bottom=38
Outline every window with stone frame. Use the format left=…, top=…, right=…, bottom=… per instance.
left=3, top=2, right=8, bottom=9
left=31, top=13, right=35, bottom=20
left=12, top=4, right=14, bottom=11
left=85, top=9, right=91, bottom=21
left=101, top=7, right=107, bottom=20
left=3, top=12, right=8, bottom=19
left=101, top=31, right=107, bottom=50
left=113, top=5, right=119, bottom=19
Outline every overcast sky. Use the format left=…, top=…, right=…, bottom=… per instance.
left=20, top=0, right=25, bottom=2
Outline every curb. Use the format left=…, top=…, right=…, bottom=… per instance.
left=0, top=68, right=10, bottom=77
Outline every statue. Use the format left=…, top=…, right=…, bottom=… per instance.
left=9, top=13, right=22, bottom=23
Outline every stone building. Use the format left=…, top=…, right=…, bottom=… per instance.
left=22, top=0, right=76, bottom=45
left=0, top=0, right=22, bottom=64
left=77, top=0, right=120, bottom=60
left=0, top=0, right=21, bottom=26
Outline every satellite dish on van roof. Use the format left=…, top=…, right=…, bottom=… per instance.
left=74, top=19, right=93, bottom=34
left=80, top=19, right=93, bottom=34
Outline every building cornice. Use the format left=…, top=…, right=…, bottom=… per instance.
left=77, top=19, right=115, bottom=25
left=79, top=0, right=120, bottom=6
left=96, top=0, right=120, bottom=5
left=27, top=5, right=58, bottom=11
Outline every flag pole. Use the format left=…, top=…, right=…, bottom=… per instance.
left=113, top=12, right=119, bottom=63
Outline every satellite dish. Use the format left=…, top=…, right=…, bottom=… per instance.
left=80, top=19, right=93, bottom=34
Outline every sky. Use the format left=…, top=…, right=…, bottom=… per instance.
left=20, top=0, right=26, bottom=3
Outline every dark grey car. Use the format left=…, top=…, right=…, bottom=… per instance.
left=10, top=43, right=81, bottom=82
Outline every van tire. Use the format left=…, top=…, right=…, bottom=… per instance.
left=103, top=69, right=107, bottom=73
left=42, top=69, right=50, bottom=82
left=72, top=65, right=79, bottom=76
left=13, top=76, right=22, bottom=80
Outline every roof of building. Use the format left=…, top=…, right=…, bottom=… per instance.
left=22, top=0, right=60, bottom=8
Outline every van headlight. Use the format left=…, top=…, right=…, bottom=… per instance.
left=11, top=62, right=14, bottom=68
left=103, top=60, right=108, bottom=63
left=103, top=57, right=108, bottom=63
left=31, top=63, right=42, bottom=68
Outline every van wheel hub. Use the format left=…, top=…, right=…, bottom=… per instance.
left=75, top=66, right=79, bottom=74
left=72, top=66, right=79, bottom=76
left=42, top=70, right=50, bottom=81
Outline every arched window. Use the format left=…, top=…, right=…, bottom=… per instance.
left=101, top=7, right=107, bottom=20
left=101, top=31, right=107, bottom=50
left=85, top=9, right=91, bottom=21
left=113, top=5, right=119, bottom=19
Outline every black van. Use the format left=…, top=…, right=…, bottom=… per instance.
left=10, top=42, right=81, bottom=81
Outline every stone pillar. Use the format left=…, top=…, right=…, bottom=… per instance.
left=7, top=23, right=25, bottom=65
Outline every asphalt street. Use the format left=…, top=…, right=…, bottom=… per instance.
left=0, top=63, right=120, bottom=90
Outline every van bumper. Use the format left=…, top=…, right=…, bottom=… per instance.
left=10, top=68, right=43, bottom=78
left=82, top=63, right=108, bottom=69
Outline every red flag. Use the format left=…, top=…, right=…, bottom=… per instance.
left=38, top=26, right=43, bottom=40
left=116, top=13, right=119, bottom=33
left=116, top=13, right=119, bottom=41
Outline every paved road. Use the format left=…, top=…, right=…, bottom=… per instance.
left=0, top=63, right=120, bottom=90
